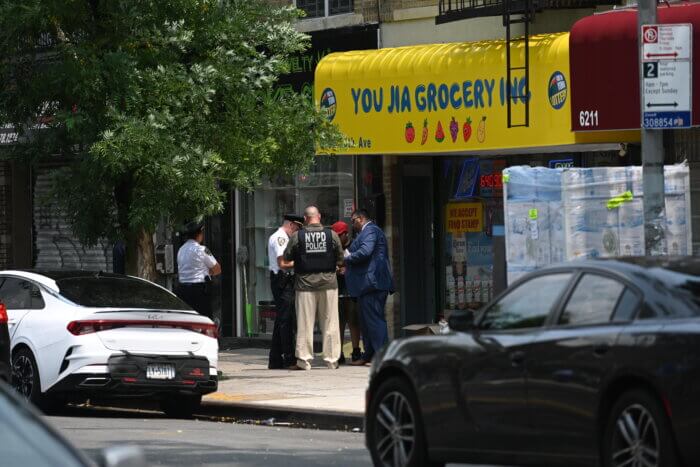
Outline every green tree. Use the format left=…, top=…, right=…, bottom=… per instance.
left=0, top=0, right=341, bottom=279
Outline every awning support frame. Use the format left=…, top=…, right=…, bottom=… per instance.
left=503, top=0, right=534, bottom=128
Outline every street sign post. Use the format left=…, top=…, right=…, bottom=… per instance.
left=641, top=23, right=692, bottom=129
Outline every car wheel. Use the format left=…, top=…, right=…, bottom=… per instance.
left=11, top=348, right=58, bottom=413
left=160, top=394, right=202, bottom=419
left=366, top=377, right=442, bottom=467
left=603, top=389, right=678, bottom=467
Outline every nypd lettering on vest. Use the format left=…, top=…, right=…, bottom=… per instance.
left=304, top=231, right=328, bottom=254
left=295, top=228, right=336, bottom=274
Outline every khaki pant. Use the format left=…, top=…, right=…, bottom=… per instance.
left=295, top=288, right=340, bottom=370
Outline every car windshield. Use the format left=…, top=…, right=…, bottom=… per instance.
left=56, top=276, right=191, bottom=310
left=0, top=384, right=86, bottom=467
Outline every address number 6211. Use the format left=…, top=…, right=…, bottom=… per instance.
left=579, top=110, right=599, bottom=128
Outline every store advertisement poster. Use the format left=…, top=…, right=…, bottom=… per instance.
left=444, top=232, right=494, bottom=311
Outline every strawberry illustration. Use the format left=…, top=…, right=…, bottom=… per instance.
left=477, top=116, right=487, bottom=143
left=435, top=121, right=445, bottom=143
left=463, top=117, right=472, bottom=142
left=449, top=117, right=459, bottom=143
left=421, top=119, right=429, bottom=145
left=405, top=122, right=415, bottom=143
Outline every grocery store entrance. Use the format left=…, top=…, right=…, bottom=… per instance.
left=399, top=158, right=436, bottom=329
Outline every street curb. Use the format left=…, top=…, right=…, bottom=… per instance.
left=199, top=400, right=364, bottom=431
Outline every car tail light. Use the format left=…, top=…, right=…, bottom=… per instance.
left=66, top=320, right=219, bottom=338
left=0, top=303, right=6, bottom=324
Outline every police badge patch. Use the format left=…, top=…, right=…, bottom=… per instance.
left=278, top=237, right=286, bottom=246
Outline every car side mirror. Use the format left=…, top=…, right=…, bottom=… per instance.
left=448, top=310, right=475, bottom=333
left=98, top=445, right=146, bottom=467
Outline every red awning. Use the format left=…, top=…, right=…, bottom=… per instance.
left=570, top=2, right=700, bottom=131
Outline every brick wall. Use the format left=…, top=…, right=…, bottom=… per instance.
left=357, top=0, right=380, bottom=23
left=383, top=155, right=401, bottom=338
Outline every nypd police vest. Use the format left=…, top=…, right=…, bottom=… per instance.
left=294, top=228, right=336, bottom=274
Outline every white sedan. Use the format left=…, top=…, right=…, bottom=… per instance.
left=0, top=270, right=218, bottom=417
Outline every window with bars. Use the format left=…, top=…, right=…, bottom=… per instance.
left=296, top=0, right=353, bottom=18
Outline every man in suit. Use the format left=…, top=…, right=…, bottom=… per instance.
left=344, top=209, right=394, bottom=366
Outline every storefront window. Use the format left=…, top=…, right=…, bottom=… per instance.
left=241, top=155, right=354, bottom=336
left=437, top=154, right=597, bottom=318
left=356, top=155, right=384, bottom=227
left=438, top=157, right=505, bottom=316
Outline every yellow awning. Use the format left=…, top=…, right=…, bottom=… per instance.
left=315, top=33, right=639, bottom=155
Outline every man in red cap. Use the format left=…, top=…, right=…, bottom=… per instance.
left=331, top=221, right=362, bottom=364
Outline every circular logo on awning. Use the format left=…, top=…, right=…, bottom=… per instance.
left=320, top=88, right=337, bottom=121
left=548, top=71, right=567, bottom=110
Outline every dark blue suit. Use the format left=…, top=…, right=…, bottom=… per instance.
left=345, top=222, right=394, bottom=360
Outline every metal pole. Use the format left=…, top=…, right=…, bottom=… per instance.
left=638, top=0, right=667, bottom=255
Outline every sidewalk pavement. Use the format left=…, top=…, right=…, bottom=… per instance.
left=200, top=348, right=368, bottom=430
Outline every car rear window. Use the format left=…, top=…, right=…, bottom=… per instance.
left=56, top=277, right=191, bottom=310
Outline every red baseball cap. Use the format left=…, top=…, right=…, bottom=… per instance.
left=331, top=221, right=349, bottom=235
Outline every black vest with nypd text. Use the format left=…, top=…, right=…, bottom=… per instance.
left=294, top=228, right=336, bottom=274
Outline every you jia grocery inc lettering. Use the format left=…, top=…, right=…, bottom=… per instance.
left=315, top=33, right=639, bottom=155
left=351, top=77, right=529, bottom=115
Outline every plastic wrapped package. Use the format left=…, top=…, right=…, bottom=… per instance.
left=503, top=163, right=692, bottom=283
left=503, top=166, right=563, bottom=272
left=617, top=199, right=645, bottom=257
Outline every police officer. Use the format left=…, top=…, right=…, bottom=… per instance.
left=176, top=220, right=221, bottom=319
left=268, top=214, right=304, bottom=369
left=281, top=205, right=344, bottom=370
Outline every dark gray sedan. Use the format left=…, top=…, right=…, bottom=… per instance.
left=365, top=257, right=699, bottom=467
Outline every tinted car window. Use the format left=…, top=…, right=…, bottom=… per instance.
left=480, top=273, right=572, bottom=330
left=559, top=274, right=625, bottom=326
left=612, top=288, right=641, bottom=322
left=0, top=278, right=45, bottom=310
left=56, top=277, right=190, bottom=310
left=0, top=383, right=86, bottom=467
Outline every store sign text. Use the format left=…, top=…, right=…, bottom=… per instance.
left=446, top=202, right=483, bottom=234
left=351, top=78, right=530, bottom=115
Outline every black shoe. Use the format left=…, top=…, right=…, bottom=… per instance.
left=338, top=353, right=346, bottom=365
left=351, top=348, right=362, bottom=362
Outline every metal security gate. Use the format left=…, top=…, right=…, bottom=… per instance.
left=667, top=128, right=700, bottom=255
left=0, top=162, right=11, bottom=269
left=690, top=162, right=700, bottom=255
left=33, top=162, right=112, bottom=271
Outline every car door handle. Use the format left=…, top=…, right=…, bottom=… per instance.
left=593, top=345, right=610, bottom=357
left=510, top=351, right=525, bottom=366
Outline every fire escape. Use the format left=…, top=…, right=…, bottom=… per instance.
left=437, top=0, right=621, bottom=128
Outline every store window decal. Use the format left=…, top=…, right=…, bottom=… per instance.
left=455, top=158, right=480, bottom=199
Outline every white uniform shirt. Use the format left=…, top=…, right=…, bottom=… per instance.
left=177, top=239, right=217, bottom=283
left=268, top=227, right=290, bottom=274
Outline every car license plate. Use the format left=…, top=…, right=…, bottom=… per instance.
left=146, top=363, right=175, bottom=380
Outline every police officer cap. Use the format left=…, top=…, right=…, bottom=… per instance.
left=284, top=214, right=304, bottom=227
left=182, top=219, right=205, bottom=235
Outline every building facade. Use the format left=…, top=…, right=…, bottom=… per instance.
left=307, top=0, right=699, bottom=338
left=226, top=0, right=651, bottom=338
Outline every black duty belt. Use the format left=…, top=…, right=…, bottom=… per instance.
left=179, top=282, right=206, bottom=287
left=270, top=271, right=293, bottom=277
